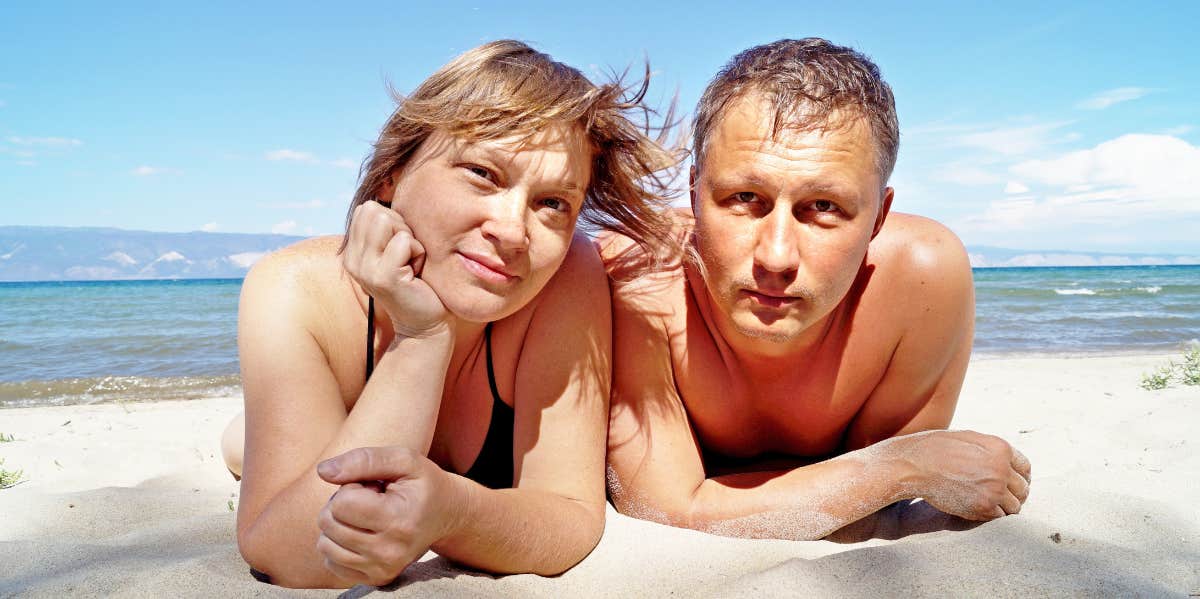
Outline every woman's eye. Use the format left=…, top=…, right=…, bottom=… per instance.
left=733, top=192, right=757, bottom=203
left=541, top=197, right=567, bottom=212
left=465, top=164, right=493, bottom=181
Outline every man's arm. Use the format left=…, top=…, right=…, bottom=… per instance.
left=606, top=219, right=1030, bottom=540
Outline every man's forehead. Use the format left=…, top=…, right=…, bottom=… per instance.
left=709, top=94, right=873, bottom=153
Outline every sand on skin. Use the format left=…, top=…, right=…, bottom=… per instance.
left=1, top=354, right=1198, bottom=597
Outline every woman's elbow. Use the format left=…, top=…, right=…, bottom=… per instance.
left=236, top=521, right=349, bottom=589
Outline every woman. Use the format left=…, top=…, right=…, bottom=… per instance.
left=222, top=40, right=677, bottom=588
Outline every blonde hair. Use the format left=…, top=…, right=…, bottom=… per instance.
left=343, top=40, right=681, bottom=250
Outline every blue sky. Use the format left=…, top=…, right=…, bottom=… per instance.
left=2, top=1, right=1197, bottom=254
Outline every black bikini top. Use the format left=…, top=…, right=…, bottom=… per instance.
left=366, top=296, right=514, bottom=490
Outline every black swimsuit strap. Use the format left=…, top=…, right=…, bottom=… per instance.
left=484, top=322, right=501, bottom=402
left=366, top=303, right=500, bottom=408
left=365, top=295, right=376, bottom=382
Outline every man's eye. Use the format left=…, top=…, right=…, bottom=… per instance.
left=813, top=200, right=836, bottom=212
left=733, top=192, right=757, bottom=203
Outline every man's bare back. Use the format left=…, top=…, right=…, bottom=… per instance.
left=601, top=38, right=1029, bottom=540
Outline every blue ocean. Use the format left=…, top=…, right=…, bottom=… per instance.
left=1, top=265, right=1198, bottom=408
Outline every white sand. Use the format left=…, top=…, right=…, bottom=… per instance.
left=1, top=354, right=1198, bottom=597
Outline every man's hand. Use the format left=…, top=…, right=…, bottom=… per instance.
left=884, top=430, right=1031, bottom=521
left=314, top=447, right=468, bottom=587
left=342, top=201, right=452, bottom=340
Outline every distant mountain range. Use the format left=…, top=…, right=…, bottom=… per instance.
left=0, top=226, right=306, bottom=281
left=0, top=226, right=1196, bottom=281
left=966, top=246, right=1200, bottom=268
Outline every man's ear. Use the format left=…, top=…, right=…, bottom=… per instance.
left=689, top=165, right=698, bottom=212
left=871, top=186, right=894, bottom=240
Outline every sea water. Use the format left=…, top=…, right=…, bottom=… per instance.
left=1, top=265, right=1197, bottom=407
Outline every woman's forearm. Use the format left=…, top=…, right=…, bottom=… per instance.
left=239, top=332, right=454, bottom=588
left=434, top=476, right=606, bottom=576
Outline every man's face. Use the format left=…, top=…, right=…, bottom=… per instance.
left=691, top=94, right=892, bottom=349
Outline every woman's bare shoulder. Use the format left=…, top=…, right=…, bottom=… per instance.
left=241, top=236, right=357, bottom=330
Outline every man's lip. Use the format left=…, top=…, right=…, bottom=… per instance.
left=459, top=251, right=518, bottom=279
left=742, top=289, right=801, bottom=307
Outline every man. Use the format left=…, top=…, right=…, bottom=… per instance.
left=601, top=38, right=1031, bottom=540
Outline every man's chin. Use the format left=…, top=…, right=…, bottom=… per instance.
left=730, top=315, right=804, bottom=344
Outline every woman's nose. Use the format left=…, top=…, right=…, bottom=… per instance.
left=480, top=192, right=530, bottom=251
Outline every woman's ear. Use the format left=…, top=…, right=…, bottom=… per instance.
left=376, top=171, right=397, bottom=208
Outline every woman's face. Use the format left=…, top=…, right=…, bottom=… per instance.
left=379, top=124, right=592, bottom=323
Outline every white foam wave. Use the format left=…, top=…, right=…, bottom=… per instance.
left=1055, top=288, right=1096, bottom=295
left=1138, top=286, right=1162, bottom=294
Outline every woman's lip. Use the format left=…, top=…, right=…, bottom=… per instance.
left=458, top=252, right=517, bottom=283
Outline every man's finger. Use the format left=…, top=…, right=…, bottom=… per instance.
left=1008, top=470, right=1030, bottom=503
left=1011, top=448, right=1032, bottom=481
left=318, top=446, right=418, bottom=484
left=998, top=491, right=1022, bottom=516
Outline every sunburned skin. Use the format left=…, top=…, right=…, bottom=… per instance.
left=601, top=93, right=1030, bottom=541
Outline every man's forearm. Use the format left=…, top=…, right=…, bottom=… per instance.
left=685, top=444, right=909, bottom=540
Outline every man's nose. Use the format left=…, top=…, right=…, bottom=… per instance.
left=480, top=191, right=530, bottom=251
left=753, top=207, right=800, bottom=274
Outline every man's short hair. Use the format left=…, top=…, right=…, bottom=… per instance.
left=692, top=38, right=899, bottom=184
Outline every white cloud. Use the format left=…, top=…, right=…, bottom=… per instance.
left=932, top=165, right=1003, bottom=186
left=6, top=136, right=83, bottom=147
left=271, top=220, right=298, bottom=234
left=1075, top=87, right=1151, bottom=110
left=330, top=158, right=358, bottom=169
left=131, top=165, right=181, bottom=176
left=266, top=149, right=319, bottom=163
left=957, top=134, right=1200, bottom=234
left=200, top=222, right=219, bottom=232
left=16, top=160, right=36, bottom=167
left=1011, top=134, right=1198, bottom=199
left=1163, top=125, right=1194, bottom=136
left=1004, top=181, right=1030, bottom=194
left=102, top=251, right=138, bottom=266
left=227, top=251, right=268, bottom=269
left=954, top=122, right=1073, bottom=156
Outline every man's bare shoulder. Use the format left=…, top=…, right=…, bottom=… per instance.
left=597, top=209, right=691, bottom=293
left=869, top=213, right=971, bottom=282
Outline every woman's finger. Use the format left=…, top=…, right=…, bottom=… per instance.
left=328, top=483, right=394, bottom=533
left=316, top=531, right=371, bottom=572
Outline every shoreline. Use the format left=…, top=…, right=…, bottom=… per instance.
left=2, top=353, right=1197, bottom=596
left=4, top=347, right=1197, bottom=410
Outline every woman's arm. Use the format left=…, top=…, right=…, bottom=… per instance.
left=237, top=214, right=455, bottom=588
left=314, top=234, right=611, bottom=582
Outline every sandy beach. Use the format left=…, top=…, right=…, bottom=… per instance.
left=2, top=353, right=1197, bottom=597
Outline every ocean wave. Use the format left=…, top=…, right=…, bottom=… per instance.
left=0, top=374, right=242, bottom=409
left=1138, top=286, right=1162, bottom=294
left=1054, top=288, right=1096, bottom=295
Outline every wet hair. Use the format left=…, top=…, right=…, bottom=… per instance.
left=342, top=39, right=682, bottom=251
left=692, top=38, right=899, bottom=184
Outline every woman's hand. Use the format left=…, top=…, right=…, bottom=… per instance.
left=342, top=201, right=452, bottom=339
left=314, top=447, right=468, bottom=587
